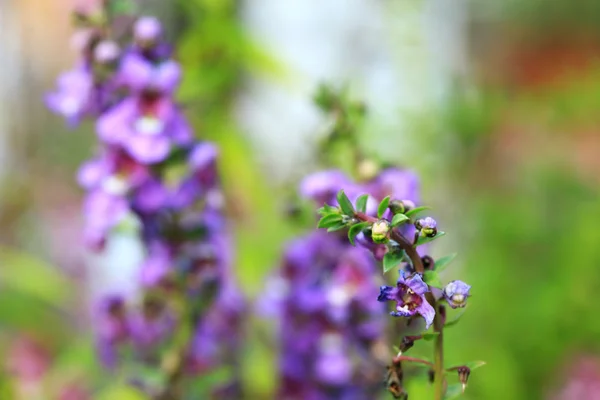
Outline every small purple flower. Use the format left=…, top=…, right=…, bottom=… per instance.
left=134, top=16, right=162, bottom=44
left=443, top=280, right=471, bottom=309
left=378, top=271, right=435, bottom=329
left=45, top=66, right=93, bottom=125
left=96, top=96, right=192, bottom=164
left=118, top=54, right=181, bottom=94
left=139, top=242, right=173, bottom=287
left=94, top=40, right=120, bottom=64
left=370, top=168, right=420, bottom=205
left=94, top=295, right=129, bottom=368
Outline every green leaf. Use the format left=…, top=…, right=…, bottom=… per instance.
left=416, top=231, right=446, bottom=246
left=327, top=222, right=347, bottom=232
left=405, top=206, right=432, bottom=218
left=348, top=222, right=370, bottom=246
left=443, top=383, right=464, bottom=399
left=337, top=190, right=355, bottom=215
left=391, top=213, right=409, bottom=227
left=445, top=308, right=468, bottom=328
left=355, top=194, right=369, bottom=213
left=317, top=204, right=339, bottom=216
left=435, top=253, right=457, bottom=273
left=423, top=270, right=443, bottom=288
left=317, top=214, right=343, bottom=229
left=383, top=250, right=404, bottom=273
left=377, top=196, right=391, bottom=218
left=422, top=332, right=439, bottom=341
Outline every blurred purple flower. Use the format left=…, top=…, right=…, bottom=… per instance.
left=300, top=170, right=351, bottom=206
left=45, top=66, right=94, bottom=126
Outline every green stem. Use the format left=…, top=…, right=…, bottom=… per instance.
left=430, top=298, right=445, bottom=399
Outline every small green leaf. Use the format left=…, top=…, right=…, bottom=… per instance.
left=405, top=206, right=432, bottom=218
left=435, top=253, right=457, bottom=273
left=348, top=222, right=370, bottom=246
left=318, top=204, right=339, bottom=216
left=327, top=222, right=347, bottom=232
left=443, top=383, right=464, bottom=399
left=391, top=213, right=409, bottom=227
left=423, top=270, right=443, bottom=288
left=422, top=332, right=439, bottom=341
left=337, top=190, right=355, bottom=215
left=355, top=194, right=369, bottom=213
left=383, top=250, right=404, bottom=273
left=377, top=196, right=391, bottom=218
left=445, top=308, right=467, bottom=328
left=317, top=214, right=343, bottom=229
left=416, top=231, right=446, bottom=246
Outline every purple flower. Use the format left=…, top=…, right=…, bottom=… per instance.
left=369, top=168, right=420, bottom=205
left=129, top=298, right=174, bottom=350
left=314, top=334, right=352, bottom=386
left=94, top=40, right=120, bottom=64
left=171, top=142, right=220, bottom=209
left=134, top=16, right=162, bottom=44
left=139, top=242, right=173, bottom=287
left=96, top=96, right=192, bottom=164
left=94, top=295, right=129, bottom=368
left=118, top=53, right=180, bottom=94
left=299, top=170, right=351, bottom=206
left=443, top=280, right=471, bottom=309
left=378, top=271, right=435, bottom=329
left=45, top=66, right=94, bottom=125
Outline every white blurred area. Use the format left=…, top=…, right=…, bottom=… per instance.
left=237, top=0, right=468, bottom=181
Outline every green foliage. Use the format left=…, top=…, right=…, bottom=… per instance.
left=404, top=206, right=431, bottom=218
left=423, top=270, right=443, bottom=288
left=348, top=222, right=370, bottom=246
left=377, top=196, right=390, bottom=218
left=336, top=190, right=355, bottom=216
left=383, top=249, right=404, bottom=273
left=355, top=194, right=369, bottom=213
left=423, top=332, right=440, bottom=341
left=443, top=383, right=464, bottom=400
left=416, top=231, right=446, bottom=246
left=434, top=253, right=457, bottom=273
left=317, top=214, right=343, bottom=229
left=391, top=213, right=410, bottom=227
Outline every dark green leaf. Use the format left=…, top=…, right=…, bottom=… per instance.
left=435, top=253, right=457, bottom=273
left=348, top=222, right=370, bottom=246
left=423, top=270, right=443, bottom=288
left=317, top=214, right=343, bottom=229
left=405, top=206, right=432, bottom=218
left=445, top=308, right=467, bottom=328
left=391, top=213, right=409, bottom=227
left=422, top=332, right=439, bottom=341
left=355, top=194, right=369, bottom=213
left=383, top=250, right=404, bottom=273
left=416, top=231, right=446, bottom=246
left=443, top=383, right=464, bottom=399
left=377, top=196, right=391, bottom=218
left=337, top=190, right=355, bottom=215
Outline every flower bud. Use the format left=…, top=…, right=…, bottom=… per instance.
left=94, top=40, right=120, bottom=64
left=421, top=255, right=434, bottom=270
left=386, top=359, right=408, bottom=399
left=415, top=217, right=437, bottom=237
left=443, top=280, right=471, bottom=309
left=134, top=16, right=162, bottom=47
left=458, top=366, right=470, bottom=392
left=389, top=199, right=415, bottom=215
left=371, top=220, right=391, bottom=244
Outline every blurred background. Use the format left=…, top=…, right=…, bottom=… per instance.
left=1, top=0, right=600, bottom=398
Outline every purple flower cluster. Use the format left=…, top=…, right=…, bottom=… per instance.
left=47, top=10, right=243, bottom=382
left=261, top=167, right=422, bottom=397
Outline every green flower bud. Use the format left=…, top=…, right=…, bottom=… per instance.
left=371, top=220, right=391, bottom=244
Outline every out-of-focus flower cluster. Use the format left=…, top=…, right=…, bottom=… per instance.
left=46, top=7, right=244, bottom=387
left=260, top=167, right=423, bottom=398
